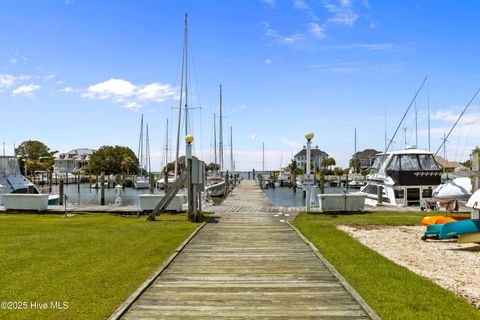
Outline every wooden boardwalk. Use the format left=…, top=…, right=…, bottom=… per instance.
left=119, top=180, right=376, bottom=319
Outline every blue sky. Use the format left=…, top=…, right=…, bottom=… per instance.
left=1, top=0, right=479, bottom=171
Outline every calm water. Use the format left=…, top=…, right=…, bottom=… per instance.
left=262, top=186, right=356, bottom=207
left=47, top=184, right=164, bottom=206
left=46, top=184, right=224, bottom=206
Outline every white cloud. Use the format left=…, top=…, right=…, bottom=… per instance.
left=83, top=78, right=177, bottom=111
left=9, top=55, right=27, bottom=64
left=280, top=137, right=302, bottom=149
left=125, top=102, right=141, bottom=110
left=84, top=78, right=137, bottom=100
left=337, top=43, right=395, bottom=51
left=232, top=104, right=247, bottom=112
left=251, top=133, right=256, bottom=140
left=432, top=109, right=480, bottom=125
left=262, top=0, right=276, bottom=8
left=263, top=22, right=304, bottom=45
left=45, top=74, right=56, bottom=80
left=307, top=22, right=325, bottom=39
left=324, top=0, right=358, bottom=26
left=59, top=86, right=75, bottom=93
left=294, top=0, right=310, bottom=10
left=0, top=74, right=16, bottom=88
left=12, top=84, right=41, bottom=96
left=265, top=59, right=273, bottom=64
left=137, top=83, right=176, bottom=102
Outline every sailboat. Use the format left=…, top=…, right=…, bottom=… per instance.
left=134, top=115, right=150, bottom=189
left=205, top=85, right=226, bottom=197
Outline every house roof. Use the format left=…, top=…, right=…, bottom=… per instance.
left=294, top=147, right=328, bottom=158
left=434, top=156, right=464, bottom=169
left=352, top=149, right=381, bottom=159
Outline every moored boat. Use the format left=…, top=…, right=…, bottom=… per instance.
left=360, top=147, right=442, bottom=207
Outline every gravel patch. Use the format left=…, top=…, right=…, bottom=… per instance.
left=338, top=224, right=480, bottom=308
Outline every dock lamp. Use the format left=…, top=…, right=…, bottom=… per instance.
left=185, top=135, right=194, bottom=220
left=305, top=133, right=314, bottom=212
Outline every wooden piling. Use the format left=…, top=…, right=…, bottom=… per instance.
left=59, top=179, right=64, bottom=205
left=320, top=170, right=325, bottom=194
left=149, top=173, right=154, bottom=194
left=100, top=172, right=105, bottom=205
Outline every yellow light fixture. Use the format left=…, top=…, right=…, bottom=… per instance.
left=305, top=132, right=314, bottom=141
left=185, top=135, right=194, bottom=144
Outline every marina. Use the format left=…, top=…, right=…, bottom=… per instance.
left=2, top=2, right=480, bottom=319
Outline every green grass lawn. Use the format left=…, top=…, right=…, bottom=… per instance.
left=293, top=211, right=480, bottom=320
left=0, top=213, right=200, bottom=320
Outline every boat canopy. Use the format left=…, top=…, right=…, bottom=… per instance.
left=0, top=156, right=22, bottom=177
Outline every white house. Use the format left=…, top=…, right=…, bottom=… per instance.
left=293, top=146, right=329, bottom=172
left=54, top=148, right=95, bottom=173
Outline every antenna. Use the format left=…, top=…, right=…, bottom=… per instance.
left=386, top=76, right=428, bottom=152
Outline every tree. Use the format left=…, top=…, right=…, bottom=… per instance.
left=206, top=163, right=220, bottom=172
left=15, top=140, right=57, bottom=175
left=88, top=146, right=138, bottom=175
left=121, top=157, right=136, bottom=175
left=321, top=157, right=336, bottom=170
left=349, top=158, right=361, bottom=174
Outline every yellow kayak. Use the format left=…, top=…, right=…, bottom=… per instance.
left=458, top=232, right=480, bottom=244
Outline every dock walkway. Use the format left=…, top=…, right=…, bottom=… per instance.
left=121, top=180, right=375, bottom=319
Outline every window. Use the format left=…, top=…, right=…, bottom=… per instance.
left=418, top=155, right=439, bottom=170
left=400, top=155, right=420, bottom=171
left=387, top=155, right=400, bottom=170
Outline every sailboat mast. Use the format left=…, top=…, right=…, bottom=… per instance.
left=428, top=85, right=431, bottom=152
left=415, top=99, right=418, bottom=147
left=219, top=85, right=224, bottom=171
left=386, top=76, right=427, bottom=152
left=262, top=142, right=265, bottom=171
left=434, top=87, right=480, bottom=156
left=184, top=13, right=189, bottom=137
left=213, top=113, right=217, bottom=165
left=164, top=119, right=169, bottom=170
left=354, top=128, right=357, bottom=154
left=138, top=114, right=144, bottom=169
left=230, top=126, right=234, bottom=173
left=174, top=13, right=188, bottom=178
left=146, top=124, right=151, bottom=173
left=384, top=102, right=387, bottom=153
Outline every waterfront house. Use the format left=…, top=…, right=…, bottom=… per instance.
left=54, top=148, right=95, bottom=173
left=350, top=149, right=381, bottom=171
left=293, top=146, right=329, bottom=172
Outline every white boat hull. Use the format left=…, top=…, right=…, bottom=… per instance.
left=2, top=194, right=49, bottom=211
left=138, top=194, right=184, bottom=212
left=134, top=179, right=150, bottom=189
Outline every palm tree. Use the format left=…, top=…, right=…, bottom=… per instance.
left=121, top=157, right=136, bottom=175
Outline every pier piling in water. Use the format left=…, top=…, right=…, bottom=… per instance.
left=100, top=173, right=105, bottom=205
left=59, top=179, right=64, bottom=206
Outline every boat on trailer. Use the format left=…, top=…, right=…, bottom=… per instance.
left=360, top=147, right=442, bottom=207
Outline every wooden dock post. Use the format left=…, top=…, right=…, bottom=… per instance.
left=48, top=171, right=52, bottom=193
left=149, top=173, right=154, bottom=194
left=100, top=172, right=105, bottom=205
left=320, top=170, right=325, bottom=194
left=59, top=179, right=64, bottom=205
left=252, top=169, right=256, bottom=180
left=164, top=168, right=168, bottom=192
left=77, top=173, right=80, bottom=193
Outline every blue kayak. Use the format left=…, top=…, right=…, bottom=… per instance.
left=425, top=224, right=443, bottom=237
left=439, top=219, right=480, bottom=239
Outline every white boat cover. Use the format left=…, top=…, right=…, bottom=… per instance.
left=432, top=177, right=472, bottom=200
left=466, top=189, right=480, bottom=209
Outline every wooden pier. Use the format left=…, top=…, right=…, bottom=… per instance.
left=119, top=180, right=377, bottom=319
